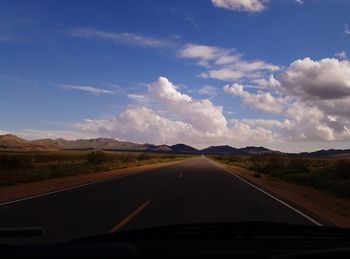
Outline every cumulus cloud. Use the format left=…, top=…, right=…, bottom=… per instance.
left=7, top=69, right=350, bottom=151
left=314, top=98, right=350, bottom=119
left=75, top=106, right=276, bottom=147
left=215, top=54, right=350, bottom=143
left=211, top=0, right=268, bottom=13
left=55, top=48, right=350, bottom=149
left=178, top=43, right=279, bottom=81
left=223, top=83, right=286, bottom=114
left=74, top=77, right=276, bottom=147
left=284, top=102, right=339, bottom=141
left=148, top=77, right=227, bottom=133
left=75, top=107, right=197, bottom=144
left=235, top=101, right=350, bottom=143
left=279, top=57, right=350, bottom=100
left=69, top=73, right=350, bottom=148
left=63, top=84, right=116, bottom=95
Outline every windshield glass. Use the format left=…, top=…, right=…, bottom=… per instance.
left=0, top=0, right=350, bottom=244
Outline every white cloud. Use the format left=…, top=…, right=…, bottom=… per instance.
left=127, top=94, right=150, bottom=103
left=238, top=56, right=350, bottom=142
left=345, top=23, right=350, bottom=35
left=239, top=118, right=292, bottom=129
left=178, top=44, right=226, bottom=61
left=335, top=51, right=347, bottom=60
left=235, top=101, right=350, bottom=143
left=252, top=74, right=281, bottom=88
left=179, top=43, right=280, bottom=81
left=3, top=69, right=350, bottom=152
left=148, top=77, right=227, bottom=133
left=284, top=102, right=337, bottom=141
left=74, top=77, right=276, bottom=147
left=279, top=57, right=350, bottom=100
left=211, top=0, right=268, bottom=13
left=75, top=106, right=276, bottom=148
left=295, top=0, right=303, bottom=5
left=66, top=28, right=171, bottom=48
left=71, top=77, right=350, bottom=147
left=201, top=68, right=244, bottom=81
left=75, top=107, right=198, bottom=144
left=198, top=85, right=219, bottom=97
left=63, top=84, right=116, bottom=95
left=223, top=83, right=286, bottom=114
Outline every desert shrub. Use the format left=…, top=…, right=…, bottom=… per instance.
left=138, top=153, right=150, bottom=161
left=248, top=155, right=287, bottom=175
left=331, top=160, right=350, bottom=180
left=264, top=157, right=287, bottom=175
left=285, top=157, right=310, bottom=174
left=248, top=155, right=269, bottom=172
left=0, top=154, right=33, bottom=170
left=112, top=154, right=134, bottom=163
left=329, top=180, right=350, bottom=197
left=32, top=152, right=84, bottom=163
left=86, top=150, right=108, bottom=164
left=282, top=173, right=315, bottom=186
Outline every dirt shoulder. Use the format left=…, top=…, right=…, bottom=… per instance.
left=0, top=159, right=187, bottom=204
left=212, top=159, right=350, bottom=228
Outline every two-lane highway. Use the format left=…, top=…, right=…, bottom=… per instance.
left=0, top=157, right=322, bottom=243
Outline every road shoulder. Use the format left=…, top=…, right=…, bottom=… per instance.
left=209, top=157, right=350, bottom=228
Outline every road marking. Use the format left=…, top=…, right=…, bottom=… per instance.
left=109, top=199, right=152, bottom=233
left=177, top=173, right=183, bottom=178
left=205, top=157, right=323, bottom=226
left=0, top=159, right=191, bottom=207
left=0, top=172, right=144, bottom=207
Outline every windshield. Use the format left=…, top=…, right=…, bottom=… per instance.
left=0, top=0, right=350, bottom=244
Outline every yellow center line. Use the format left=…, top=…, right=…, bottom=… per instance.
left=109, top=199, right=152, bottom=233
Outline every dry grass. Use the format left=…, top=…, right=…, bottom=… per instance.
left=0, top=151, right=189, bottom=186
left=212, top=154, right=350, bottom=198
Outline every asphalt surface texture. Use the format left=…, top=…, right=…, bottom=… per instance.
left=0, top=157, right=320, bottom=243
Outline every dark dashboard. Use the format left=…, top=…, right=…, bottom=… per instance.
left=1, top=222, right=350, bottom=258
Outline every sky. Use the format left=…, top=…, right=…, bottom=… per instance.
left=1, top=0, right=350, bottom=152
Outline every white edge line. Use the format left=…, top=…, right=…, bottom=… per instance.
left=205, top=157, right=323, bottom=226
left=0, top=169, right=154, bottom=207
left=0, top=159, right=189, bottom=207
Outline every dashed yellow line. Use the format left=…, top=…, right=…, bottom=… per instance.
left=109, top=199, right=152, bottom=233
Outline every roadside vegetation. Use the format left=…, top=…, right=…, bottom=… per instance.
left=212, top=155, right=350, bottom=198
left=0, top=151, right=188, bottom=186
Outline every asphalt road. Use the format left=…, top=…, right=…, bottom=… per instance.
left=0, top=157, right=322, bottom=243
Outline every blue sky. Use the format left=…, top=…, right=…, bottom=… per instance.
left=1, top=0, right=350, bottom=152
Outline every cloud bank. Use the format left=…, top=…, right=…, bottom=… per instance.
left=75, top=77, right=276, bottom=147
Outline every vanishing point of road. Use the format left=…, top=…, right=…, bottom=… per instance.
left=0, top=157, right=324, bottom=242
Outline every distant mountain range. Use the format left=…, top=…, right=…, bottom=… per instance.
left=201, top=145, right=279, bottom=155
left=0, top=134, right=349, bottom=157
